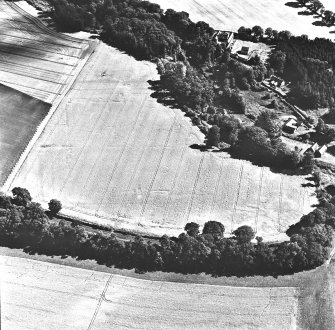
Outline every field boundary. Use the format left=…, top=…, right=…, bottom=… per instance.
left=1, top=255, right=300, bottom=290
left=1, top=1, right=98, bottom=193
left=4, top=0, right=84, bottom=44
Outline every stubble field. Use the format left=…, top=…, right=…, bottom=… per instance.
left=6, top=40, right=317, bottom=240
left=0, top=0, right=94, bottom=190
left=151, top=0, right=335, bottom=39
left=0, top=0, right=90, bottom=103
left=0, top=256, right=299, bottom=330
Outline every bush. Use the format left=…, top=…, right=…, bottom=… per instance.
left=206, top=125, right=220, bottom=148
left=48, top=199, right=62, bottom=215
left=11, top=187, right=31, bottom=207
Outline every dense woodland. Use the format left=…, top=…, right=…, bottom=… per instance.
left=238, top=26, right=335, bottom=109
left=0, top=186, right=333, bottom=276
left=50, top=0, right=335, bottom=111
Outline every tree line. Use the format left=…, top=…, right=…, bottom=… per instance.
left=51, top=0, right=220, bottom=64
left=206, top=110, right=315, bottom=172
left=0, top=186, right=333, bottom=276
left=50, top=0, right=335, bottom=110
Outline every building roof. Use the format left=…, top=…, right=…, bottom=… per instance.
left=317, top=145, right=328, bottom=154
left=285, top=118, right=297, bottom=126
left=270, top=75, right=284, bottom=86
left=310, top=142, right=320, bottom=152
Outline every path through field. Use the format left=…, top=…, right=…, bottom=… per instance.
left=5, top=40, right=317, bottom=240
left=151, top=0, right=335, bottom=39
left=0, top=256, right=299, bottom=329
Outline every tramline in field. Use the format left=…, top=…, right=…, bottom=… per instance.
left=0, top=0, right=91, bottom=104
left=1, top=256, right=299, bottom=329
left=151, top=0, right=335, bottom=39
left=0, top=0, right=94, bottom=186
left=6, top=41, right=317, bottom=241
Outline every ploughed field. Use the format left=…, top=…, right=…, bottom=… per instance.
left=0, top=84, right=49, bottom=185
left=0, top=0, right=90, bottom=104
left=7, top=41, right=317, bottom=240
left=1, top=256, right=299, bottom=329
left=151, top=0, right=335, bottom=39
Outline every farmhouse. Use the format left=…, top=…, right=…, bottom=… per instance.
left=269, top=75, right=285, bottom=88
left=283, top=118, right=298, bottom=134
left=213, top=30, right=235, bottom=49
left=240, top=46, right=250, bottom=56
left=304, top=142, right=319, bottom=155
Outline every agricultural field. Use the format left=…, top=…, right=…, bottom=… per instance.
left=5, top=41, right=317, bottom=241
left=0, top=0, right=91, bottom=103
left=0, top=84, right=49, bottom=185
left=151, top=0, right=335, bottom=39
left=0, top=256, right=299, bottom=329
left=321, top=0, right=335, bottom=11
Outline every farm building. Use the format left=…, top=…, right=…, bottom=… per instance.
left=304, top=142, right=319, bottom=155
left=315, top=145, right=328, bottom=158
left=269, top=75, right=285, bottom=88
left=213, top=30, right=235, bottom=49
left=283, top=118, right=298, bottom=134
left=240, top=46, right=250, bottom=56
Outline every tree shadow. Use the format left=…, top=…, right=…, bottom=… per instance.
left=285, top=1, right=302, bottom=8
left=298, top=10, right=314, bottom=16
left=189, top=144, right=208, bottom=152
left=312, top=21, right=327, bottom=27
left=306, top=175, right=316, bottom=182
left=147, top=79, right=180, bottom=109
left=302, top=182, right=316, bottom=188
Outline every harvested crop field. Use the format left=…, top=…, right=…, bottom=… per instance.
left=0, top=84, right=50, bottom=185
left=0, top=0, right=92, bottom=103
left=151, top=0, right=335, bottom=39
left=5, top=41, right=317, bottom=240
left=0, top=256, right=299, bottom=329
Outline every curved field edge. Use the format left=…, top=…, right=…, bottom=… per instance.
left=5, top=41, right=317, bottom=241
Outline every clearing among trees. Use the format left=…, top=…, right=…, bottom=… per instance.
left=1, top=256, right=299, bottom=329
left=5, top=42, right=317, bottom=241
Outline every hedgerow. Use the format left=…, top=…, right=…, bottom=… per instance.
left=1, top=187, right=333, bottom=276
